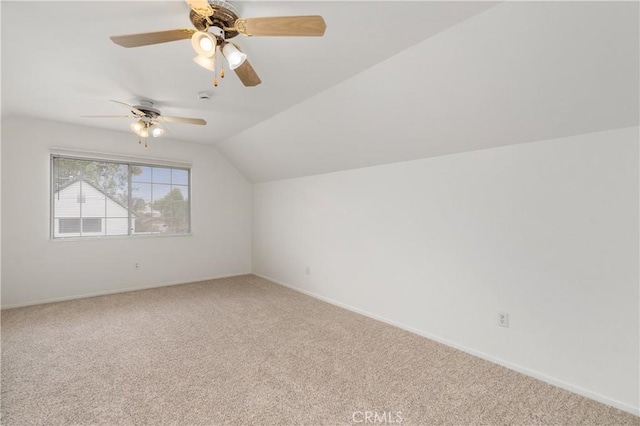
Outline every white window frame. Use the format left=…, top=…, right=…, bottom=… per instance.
left=50, top=151, right=192, bottom=239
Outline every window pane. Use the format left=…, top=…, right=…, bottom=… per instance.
left=152, top=167, right=171, bottom=184
left=53, top=158, right=84, bottom=191
left=59, top=218, right=80, bottom=234
left=132, top=183, right=152, bottom=204
left=149, top=187, right=186, bottom=233
left=165, top=202, right=189, bottom=234
left=173, top=185, right=189, bottom=201
left=132, top=166, right=152, bottom=183
left=82, top=218, right=102, bottom=233
left=152, top=184, right=172, bottom=201
left=83, top=185, right=107, bottom=217
left=134, top=216, right=166, bottom=234
left=172, top=169, right=189, bottom=185
left=54, top=180, right=81, bottom=218
left=105, top=218, right=129, bottom=236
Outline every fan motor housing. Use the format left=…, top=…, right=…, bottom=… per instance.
left=134, top=106, right=161, bottom=118
left=189, top=0, right=240, bottom=39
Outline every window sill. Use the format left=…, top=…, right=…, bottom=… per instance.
left=49, top=233, right=193, bottom=242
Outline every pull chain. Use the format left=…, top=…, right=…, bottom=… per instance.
left=219, top=44, right=225, bottom=79
left=213, top=46, right=219, bottom=87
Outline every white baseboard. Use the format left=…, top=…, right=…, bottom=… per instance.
left=0, top=272, right=252, bottom=310
left=254, top=272, right=640, bottom=417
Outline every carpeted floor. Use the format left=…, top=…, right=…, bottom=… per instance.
left=1, top=275, right=637, bottom=425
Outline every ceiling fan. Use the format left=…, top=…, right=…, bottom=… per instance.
left=83, top=100, right=206, bottom=147
left=109, top=0, right=327, bottom=87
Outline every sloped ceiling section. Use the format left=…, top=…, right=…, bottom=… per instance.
left=218, top=2, right=639, bottom=182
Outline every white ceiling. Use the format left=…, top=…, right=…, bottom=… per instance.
left=1, top=1, right=497, bottom=142
left=2, top=1, right=638, bottom=183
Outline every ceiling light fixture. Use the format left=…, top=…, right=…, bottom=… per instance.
left=83, top=100, right=206, bottom=148
left=222, top=43, right=247, bottom=70
left=191, top=31, right=217, bottom=58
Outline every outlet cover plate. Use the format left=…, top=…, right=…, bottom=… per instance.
left=498, top=311, right=509, bottom=327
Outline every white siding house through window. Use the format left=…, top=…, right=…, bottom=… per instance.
left=53, top=180, right=132, bottom=237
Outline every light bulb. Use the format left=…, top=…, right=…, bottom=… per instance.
left=199, top=37, right=213, bottom=52
left=149, top=124, right=165, bottom=138
left=222, top=43, right=247, bottom=70
left=130, top=120, right=144, bottom=133
left=191, top=31, right=217, bottom=58
left=139, top=127, right=149, bottom=138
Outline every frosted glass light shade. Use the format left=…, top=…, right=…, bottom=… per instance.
left=222, top=43, right=247, bottom=70
left=193, top=54, right=215, bottom=71
left=149, top=124, right=165, bottom=138
left=130, top=120, right=145, bottom=134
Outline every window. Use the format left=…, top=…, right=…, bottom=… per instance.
left=51, top=155, right=190, bottom=238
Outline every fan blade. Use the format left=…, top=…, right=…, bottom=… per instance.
left=81, top=115, right=134, bottom=119
left=110, top=29, right=195, bottom=48
left=110, top=100, right=146, bottom=116
left=186, top=0, right=213, bottom=18
left=233, top=59, right=261, bottom=87
left=159, top=116, right=207, bottom=125
left=235, top=16, right=326, bottom=37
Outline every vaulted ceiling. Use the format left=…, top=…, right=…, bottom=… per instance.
left=2, top=1, right=638, bottom=182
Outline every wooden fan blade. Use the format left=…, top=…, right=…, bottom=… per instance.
left=235, top=16, right=326, bottom=37
left=81, top=115, right=134, bottom=119
left=159, top=116, right=207, bottom=125
left=186, top=0, right=213, bottom=18
left=233, top=59, right=261, bottom=87
left=110, top=29, right=195, bottom=48
left=110, top=100, right=146, bottom=116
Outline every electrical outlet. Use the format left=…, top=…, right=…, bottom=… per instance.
left=305, top=266, right=310, bottom=275
left=135, top=262, right=140, bottom=270
left=498, top=312, right=509, bottom=327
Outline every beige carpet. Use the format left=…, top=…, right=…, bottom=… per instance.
left=1, top=275, right=637, bottom=425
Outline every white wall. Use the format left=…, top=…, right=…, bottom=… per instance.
left=1, top=117, right=252, bottom=308
left=252, top=126, right=639, bottom=414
